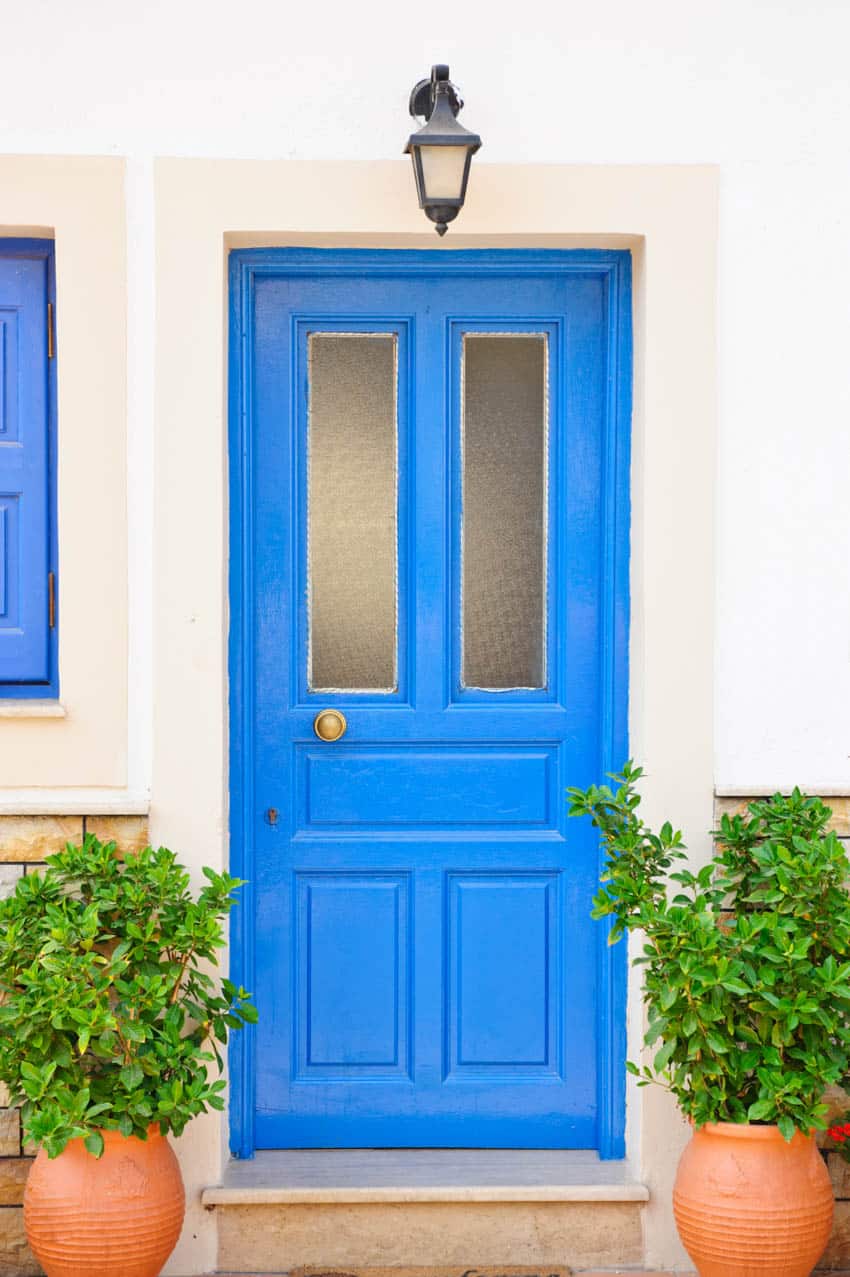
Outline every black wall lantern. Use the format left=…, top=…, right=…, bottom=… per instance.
left=405, top=65, right=481, bottom=236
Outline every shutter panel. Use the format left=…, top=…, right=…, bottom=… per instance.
left=0, top=252, right=50, bottom=684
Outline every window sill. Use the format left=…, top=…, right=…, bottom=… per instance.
left=0, top=792, right=149, bottom=815
left=0, top=699, right=66, bottom=719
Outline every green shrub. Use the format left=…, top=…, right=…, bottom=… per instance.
left=568, top=762, right=850, bottom=1138
left=0, top=836, right=255, bottom=1157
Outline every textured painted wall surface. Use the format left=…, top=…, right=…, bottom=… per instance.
left=0, top=0, right=847, bottom=793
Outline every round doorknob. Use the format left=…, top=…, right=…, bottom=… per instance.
left=313, top=709, right=347, bottom=742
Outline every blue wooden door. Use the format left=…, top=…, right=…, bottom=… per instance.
left=230, top=249, right=631, bottom=1155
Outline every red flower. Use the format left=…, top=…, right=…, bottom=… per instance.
left=837, top=1133, right=847, bottom=1143
left=843, top=1123, right=850, bottom=1135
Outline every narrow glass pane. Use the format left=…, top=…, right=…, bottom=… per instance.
left=461, top=334, right=548, bottom=690
left=308, top=333, right=398, bottom=692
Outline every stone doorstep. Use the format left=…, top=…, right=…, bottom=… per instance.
left=206, top=1154, right=649, bottom=1275
left=214, top=1201, right=647, bottom=1273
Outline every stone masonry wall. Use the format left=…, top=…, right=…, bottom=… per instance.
left=0, top=815, right=148, bottom=1276
left=715, top=795, right=850, bottom=1270
left=2, top=802, right=850, bottom=1274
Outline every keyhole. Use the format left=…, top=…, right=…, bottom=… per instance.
left=265, top=807, right=279, bottom=826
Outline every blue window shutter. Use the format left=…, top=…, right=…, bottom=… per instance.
left=0, top=248, right=51, bottom=685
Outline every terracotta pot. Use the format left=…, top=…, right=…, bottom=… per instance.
left=673, top=1121, right=834, bottom=1277
left=24, top=1126, right=185, bottom=1277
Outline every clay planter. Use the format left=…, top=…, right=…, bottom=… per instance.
left=673, top=1121, right=833, bottom=1277
left=23, top=1126, right=185, bottom=1277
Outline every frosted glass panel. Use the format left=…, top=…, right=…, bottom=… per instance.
left=462, top=334, right=547, bottom=690
left=308, top=333, right=398, bottom=692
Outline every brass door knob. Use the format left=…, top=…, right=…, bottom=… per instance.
left=313, top=709, right=347, bottom=742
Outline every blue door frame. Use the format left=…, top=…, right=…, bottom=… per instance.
left=228, top=248, right=632, bottom=1159
left=0, top=239, right=58, bottom=696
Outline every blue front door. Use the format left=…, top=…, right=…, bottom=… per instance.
left=229, top=249, right=631, bottom=1154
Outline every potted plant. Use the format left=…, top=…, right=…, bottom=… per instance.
left=568, top=763, right=850, bottom=1277
left=0, top=835, right=256, bottom=1277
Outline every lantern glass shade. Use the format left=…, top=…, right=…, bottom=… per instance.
left=417, top=143, right=471, bottom=201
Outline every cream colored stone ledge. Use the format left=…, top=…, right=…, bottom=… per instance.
left=0, top=700, right=67, bottom=718
left=0, top=793, right=149, bottom=816
left=0, top=156, right=128, bottom=788
left=204, top=1184, right=649, bottom=1204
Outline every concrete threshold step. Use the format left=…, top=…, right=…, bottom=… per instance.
left=204, top=1154, right=650, bottom=1272
left=197, top=1270, right=691, bottom=1276
left=202, top=1149, right=650, bottom=1206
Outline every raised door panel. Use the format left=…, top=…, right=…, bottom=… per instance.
left=447, top=873, right=561, bottom=1076
left=295, top=873, right=411, bottom=1079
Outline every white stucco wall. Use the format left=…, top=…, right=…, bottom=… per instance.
left=1, top=0, right=848, bottom=794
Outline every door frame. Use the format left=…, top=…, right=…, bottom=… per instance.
left=0, top=238, right=59, bottom=698
left=227, top=246, right=633, bottom=1160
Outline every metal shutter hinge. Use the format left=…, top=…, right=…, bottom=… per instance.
left=48, top=572, right=56, bottom=628
left=47, top=302, right=55, bottom=359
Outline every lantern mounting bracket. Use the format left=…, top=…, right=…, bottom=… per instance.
left=409, top=65, right=463, bottom=123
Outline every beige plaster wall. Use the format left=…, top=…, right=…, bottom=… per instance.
left=153, top=158, right=717, bottom=1274
left=0, top=156, right=128, bottom=788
